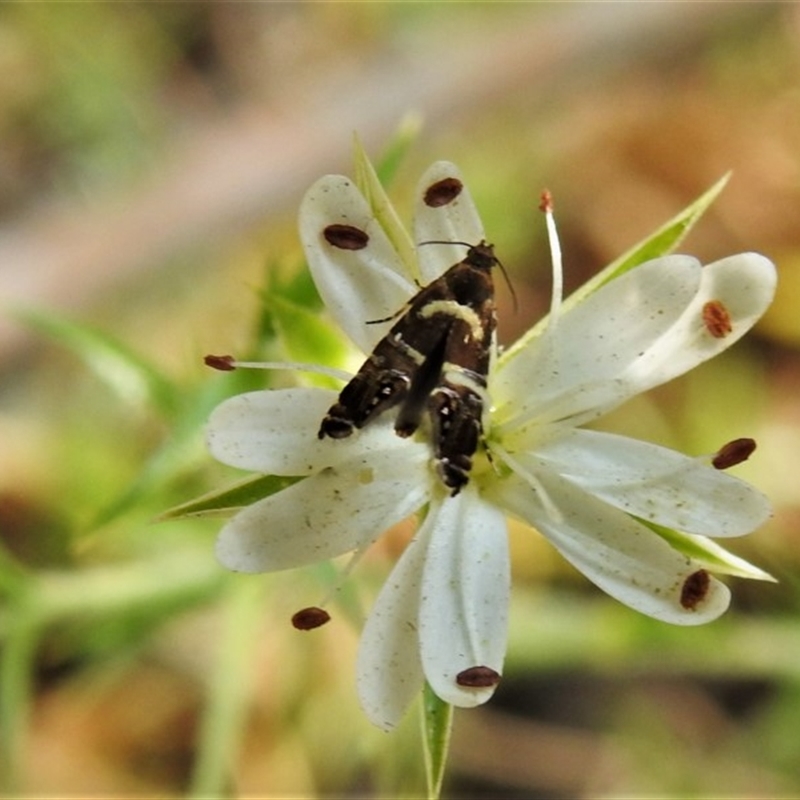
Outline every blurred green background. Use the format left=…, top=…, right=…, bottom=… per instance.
left=1, top=3, right=799, bottom=798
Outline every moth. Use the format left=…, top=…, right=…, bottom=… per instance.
left=301, top=164, right=500, bottom=496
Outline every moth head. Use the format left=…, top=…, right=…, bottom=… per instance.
left=418, top=239, right=517, bottom=311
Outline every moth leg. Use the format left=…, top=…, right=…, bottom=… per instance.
left=427, top=383, right=484, bottom=496
left=366, top=305, right=408, bottom=326
left=365, top=276, right=429, bottom=326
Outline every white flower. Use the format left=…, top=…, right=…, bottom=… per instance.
left=206, top=159, right=776, bottom=731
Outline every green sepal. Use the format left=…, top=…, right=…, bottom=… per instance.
left=640, top=518, right=776, bottom=582
left=16, top=308, right=177, bottom=415
left=352, top=135, right=419, bottom=283
left=158, top=474, right=302, bottom=521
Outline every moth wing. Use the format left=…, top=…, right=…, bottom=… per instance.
left=319, top=282, right=455, bottom=440
left=393, top=316, right=453, bottom=438
left=413, top=161, right=486, bottom=285
left=300, top=175, right=416, bottom=353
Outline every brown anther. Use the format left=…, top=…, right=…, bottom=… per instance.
left=702, top=300, right=733, bottom=338
left=323, top=224, right=369, bottom=250
left=712, top=438, right=756, bottom=469
left=291, top=606, right=331, bottom=630
left=455, top=665, right=501, bottom=688
left=423, top=177, right=463, bottom=207
left=680, top=569, right=711, bottom=610
left=538, top=189, right=553, bottom=213
left=204, top=354, right=236, bottom=371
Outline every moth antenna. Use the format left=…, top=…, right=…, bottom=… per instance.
left=496, top=256, right=518, bottom=314
left=366, top=307, right=405, bottom=325
left=417, top=239, right=473, bottom=248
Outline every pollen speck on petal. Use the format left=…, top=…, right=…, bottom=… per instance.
left=680, top=569, right=711, bottom=610
left=702, top=299, right=733, bottom=338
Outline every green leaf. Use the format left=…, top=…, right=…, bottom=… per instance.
left=254, top=255, right=322, bottom=346
left=32, top=548, right=225, bottom=630
left=190, top=576, right=270, bottom=799
left=500, top=173, right=731, bottom=366
left=90, top=377, right=235, bottom=527
left=16, top=308, right=178, bottom=415
left=267, top=292, right=349, bottom=385
left=421, top=683, right=453, bottom=800
left=0, top=546, right=28, bottom=598
left=0, top=597, right=37, bottom=795
left=158, top=474, right=302, bottom=521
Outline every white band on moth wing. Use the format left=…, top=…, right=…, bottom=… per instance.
left=418, top=300, right=484, bottom=342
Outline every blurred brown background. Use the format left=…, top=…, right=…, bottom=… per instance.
left=1, top=3, right=799, bottom=798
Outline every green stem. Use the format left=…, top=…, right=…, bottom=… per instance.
left=189, top=576, right=269, bottom=798
left=421, top=683, right=453, bottom=800
left=0, top=590, right=40, bottom=795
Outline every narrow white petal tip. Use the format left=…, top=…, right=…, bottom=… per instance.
left=215, top=521, right=265, bottom=574
left=358, top=682, right=421, bottom=732
left=428, top=667, right=503, bottom=709
left=206, top=388, right=337, bottom=474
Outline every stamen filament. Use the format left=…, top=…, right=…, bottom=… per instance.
left=316, top=540, right=376, bottom=609
left=212, top=358, right=351, bottom=382
left=539, top=190, right=564, bottom=332
left=492, top=442, right=563, bottom=524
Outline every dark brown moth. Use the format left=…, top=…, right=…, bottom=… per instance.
left=318, top=235, right=499, bottom=496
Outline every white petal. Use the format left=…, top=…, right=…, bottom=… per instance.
left=494, top=253, right=776, bottom=432
left=493, top=255, right=703, bottom=429
left=418, top=488, right=510, bottom=706
left=618, top=252, right=777, bottom=393
left=215, top=439, right=430, bottom=572
left=356, top=528, right=427, bottom=731
left=525, top=428, right=771, bottom=536
left=208, top=387, right=425, bottom=476
left=489, top=466, right=731, bottom=624
left=208, top=388, right=343, bottom=474
left=413, top=161, right=486, bottom=284
left=299, top=175, right=416, bottom=353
